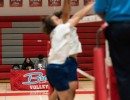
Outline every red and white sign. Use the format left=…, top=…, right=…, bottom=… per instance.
left=48, top=0, right=61, bottom=6
left=10, top=0, right=23, bottom=7
left=84, top=0, right=89, bottom=5
left=29, top=0, right=42, bottom=7
left=10, top=70, right=48, bottom=90
left=71, top=0, right=79, bottom=6
left=0, top=0, right=4, bottom=7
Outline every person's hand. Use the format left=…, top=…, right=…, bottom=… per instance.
left=89, top=0, right=95, bottom=2
left=87, top=0, right=95, bottom=4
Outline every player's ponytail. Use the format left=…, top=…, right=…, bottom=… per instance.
left=41, top=16, right=56, bottom=35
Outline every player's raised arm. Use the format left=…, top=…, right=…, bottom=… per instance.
left=69, top=0, right=95, bottom=27
left=61, top=0, right=71, bottom=23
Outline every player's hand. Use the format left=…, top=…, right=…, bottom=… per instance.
left=88, top=0, right=95, bottom=4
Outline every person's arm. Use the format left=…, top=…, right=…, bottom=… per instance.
left=61, top=0, right=71, bottom=23
left=34, top=61, right=38, bottom=69
left=44, top=59, right=48, bottom=68
left=69, top=1, right=95, bottom=27
left=22, top=63, right=26, bottom=70
left=31, top=62, right=34, bottom=69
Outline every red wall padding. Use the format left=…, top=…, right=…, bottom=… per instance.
left=0, top=22, right=12, bottom=28
left=23, top=34, right=49, bottom=40
left=80, top=39, right=105, bottom=45
left=0, top=73, right=10, bottom=79
left=78, top=51, right=93, bottom=57
left=23, top=40, right=48, bottom=46
left=77, top=22, right=103, bottom=27
left=0, top=65, right=12, bottom=72
left=0, top=29, right=2, bottom=64
left=77, top=57, right=93, bottom=64
left=82, top=45, right=105, bottom=51
left=77, top=27, right=99, bottom=33
left=23, top=32, right=104, bottom=40
left=79, top=64, right=93, bottom=70
left=0, top=16, right=41, bottom=22
left=78, top=33, right=104, bottom=39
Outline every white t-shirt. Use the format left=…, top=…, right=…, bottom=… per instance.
left=69, top=27, right=82, bottom=55
left=48, top=23, right=71, bottom=64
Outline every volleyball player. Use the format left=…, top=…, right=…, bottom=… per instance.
left=54, top=11, right=83, bottom=99
left=42, top=0, right=94, bottom=100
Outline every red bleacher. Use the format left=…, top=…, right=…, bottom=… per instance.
left=0, top=16, right=104, bottom=80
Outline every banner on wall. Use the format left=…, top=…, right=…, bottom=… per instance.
left=10, top=70, right=48, bottom=90
left=10, top=0, right=23, bottom=7
left=84, top=0, right=89, bottom=5
left=48, top=0, right=61, bottom=6
left=29, top=0, right=42, bottom=7
left=71, top=0, right=79, bottom=6
left=0, top=0, right=4, bottom=7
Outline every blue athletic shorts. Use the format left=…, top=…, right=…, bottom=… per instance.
left=46, top=57, right=78, bottom=91
left=46, top=62, right=69, bottom=91
left=66, top=57, right=78, bottom=81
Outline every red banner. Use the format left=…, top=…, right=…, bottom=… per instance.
left=0, top=0, right=4, bottom=7
left=10, top=70, right=48, bottom=90
left=10, top=0, right=23, bottom=7
left=84, top=0, right=89, bottom=5
left=48, top=0, right=61, bottom=6
left=71, top=0, right=79, bottom=6
left=29, top=0, right=42, bottom=7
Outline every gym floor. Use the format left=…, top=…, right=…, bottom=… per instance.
left=0, top=81, right=94, bottom=100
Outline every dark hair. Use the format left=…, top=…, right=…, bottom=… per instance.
left=41, top=11, right=62, bottom=35
left=41, top=15, right=56, bottom=35
left=12, top=64, right=20, bottom=70
left=24, top=58, right=31, bottom=63
left=38, top=54, right=44, bottom=59
left=54, top=11, right=62, bottom=18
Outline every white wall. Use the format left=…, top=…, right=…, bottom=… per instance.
left=0, top=0, right=94, bottom=16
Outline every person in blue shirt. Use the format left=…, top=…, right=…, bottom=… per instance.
left=95, top=0, right=130, bottom=100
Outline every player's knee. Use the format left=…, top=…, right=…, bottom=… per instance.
left=69, top=81, right=78, bottom=90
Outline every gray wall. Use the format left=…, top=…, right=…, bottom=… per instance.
left=0, top=0, right=94, bottom=16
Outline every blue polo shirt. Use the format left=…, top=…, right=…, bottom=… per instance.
left=94, top=0, right=130, bottom=22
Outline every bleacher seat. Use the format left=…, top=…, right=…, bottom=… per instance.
left=0, top=16, right=104, bottom=80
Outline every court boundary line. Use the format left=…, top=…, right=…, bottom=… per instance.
left=0, top=90, right=94, bottom=96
